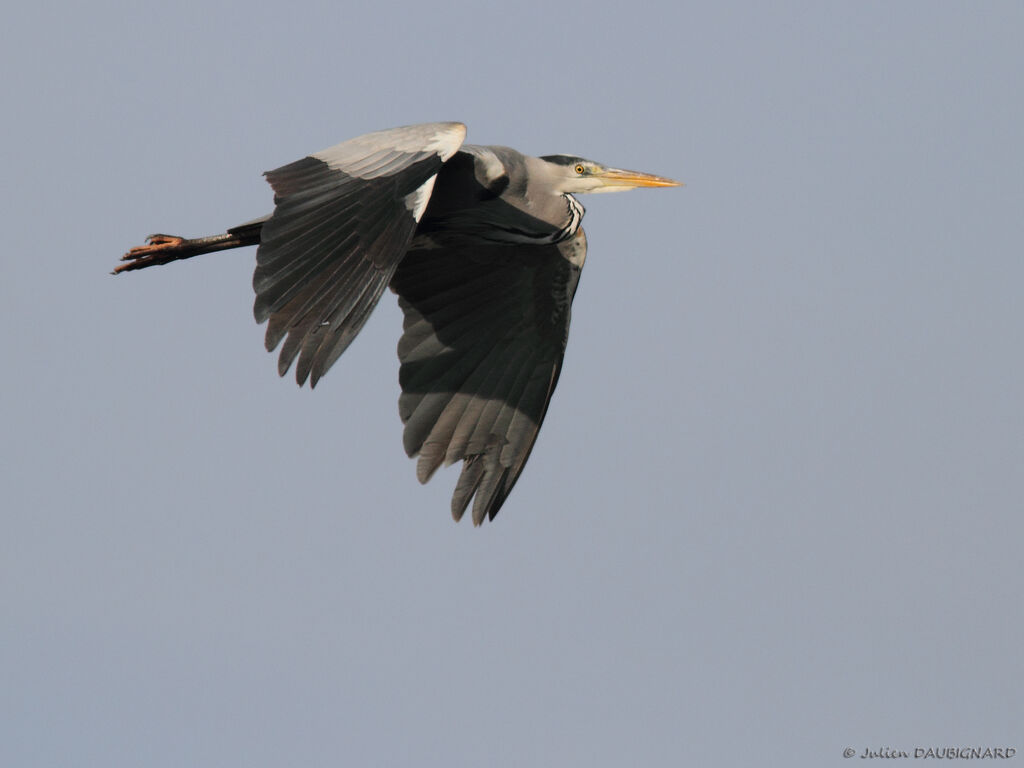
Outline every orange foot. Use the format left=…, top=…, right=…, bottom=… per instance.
left=113, top=234, right=186, bottom=274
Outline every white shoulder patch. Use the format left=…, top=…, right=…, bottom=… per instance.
left=404, top=174, right=438, bottom=222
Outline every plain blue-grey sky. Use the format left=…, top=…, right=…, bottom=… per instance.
left=2, top=1, right=1021, bottom=765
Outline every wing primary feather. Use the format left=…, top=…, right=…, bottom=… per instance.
left=390, top=229, right=587, bottom=523
left=251, top=126, right=464, bottom=388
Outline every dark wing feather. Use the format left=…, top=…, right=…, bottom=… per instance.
left=389, top=228, right=587, bottom=525
left=253, top=122, right=466, bottom=386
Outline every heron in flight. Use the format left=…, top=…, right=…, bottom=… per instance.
left=115, top=122, right=680, bottom=525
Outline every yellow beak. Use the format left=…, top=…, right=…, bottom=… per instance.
left=596, top=167, right=683, bottom=189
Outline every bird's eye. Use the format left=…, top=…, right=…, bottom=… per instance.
left=574, top=164, right=585, bottom=175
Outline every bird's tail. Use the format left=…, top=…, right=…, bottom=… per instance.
left=113, top=218, right=265, bottom=274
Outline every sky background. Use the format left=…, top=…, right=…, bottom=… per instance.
left=2, top=1, right=1022, bottom=765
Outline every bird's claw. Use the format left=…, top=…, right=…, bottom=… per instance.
left=113, top=234, right=186, bottom=274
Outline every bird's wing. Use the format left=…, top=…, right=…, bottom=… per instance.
left=253, top=122, right=467, bottom=386
left=389, top=228, right=587, bottom=525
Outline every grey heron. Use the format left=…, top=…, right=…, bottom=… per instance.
left=115, top=122, right=680, bottom=525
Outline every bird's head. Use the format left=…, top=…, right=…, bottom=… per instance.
left=539, top=154, right=681, bottom=195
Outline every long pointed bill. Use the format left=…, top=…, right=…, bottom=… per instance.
left=593, top=167, right=682, bottom=192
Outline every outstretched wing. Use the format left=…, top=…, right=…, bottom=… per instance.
left=254, top=122, right=467, bottom=386
left=389, top=228, right=587, bottom=525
